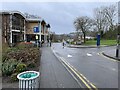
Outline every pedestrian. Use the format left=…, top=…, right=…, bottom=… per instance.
left=62, top=39, right=65, bottom=48
left=50, top=40, right=51, bottom=47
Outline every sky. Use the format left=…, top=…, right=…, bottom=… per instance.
left=0, top=1, right=118, bottom=34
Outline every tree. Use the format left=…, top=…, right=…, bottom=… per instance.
left=74, top=16, right=93, bottom=43
left=103, top=5, right=117, bottom=31
left=93, top=4, right=117, bottom=38
left=93, top=7, right=108, bottom=37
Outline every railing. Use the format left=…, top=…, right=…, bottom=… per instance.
left=12, top=25, right=24, bottom=31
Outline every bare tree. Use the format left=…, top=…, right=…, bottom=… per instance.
left=93, top=4, right=117, bottom=36
left=74, top=16, right=93, bottom=43
left=103, top=5, right=117, bottom=30
left=93, top=7, right=108, bottom=35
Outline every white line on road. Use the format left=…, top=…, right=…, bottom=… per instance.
left=97, top=52, right=119, bottom=62
left=67, top=54, right=72, bottom=57
left=111, top=68, right=116, bottom=71
left=52, top=48, right=98, bottom=90
left=87, top=53, right=92, bottom=57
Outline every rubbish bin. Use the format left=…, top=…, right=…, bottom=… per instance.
left=17, top=71, right=39, bottom=89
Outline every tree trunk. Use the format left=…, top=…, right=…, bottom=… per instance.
left=83, top=33, right=86, bottom=43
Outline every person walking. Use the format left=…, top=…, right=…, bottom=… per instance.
left=49, top=40, right=51, bottom=47
left=62, top=39, right=65, bottom=48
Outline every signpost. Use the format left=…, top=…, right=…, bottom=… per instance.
left=116, top=34, right=120, bottom=58
left=33, top=27, right=39, bottom=47
left=97, top=34, right=100, bottom=47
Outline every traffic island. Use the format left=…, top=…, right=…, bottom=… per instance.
left=102, top=51, right=120, bottom=61
left=67, top=44, right=114, bottom=48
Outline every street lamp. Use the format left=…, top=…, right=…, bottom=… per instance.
left=41, top=20, right=46, bottom=43
left=116, top=1, right=120, bottom=58
left=46, top=24, right=51, bottom=46
left=116, top=25, right=120, bottom=58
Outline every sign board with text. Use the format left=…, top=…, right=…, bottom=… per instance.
left=33, top=27, right=39, bottom=33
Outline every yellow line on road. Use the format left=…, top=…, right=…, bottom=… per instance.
left=60, top=59, right=84, bottom=88
left=60, top=57, right=98, bottom=90
left=52, top=49, right=98, bottom=90
left=73, top=67, right=98, bottom=90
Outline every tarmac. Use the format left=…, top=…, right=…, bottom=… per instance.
left=40, top=43, right=120, bottom=88
left=67, top=44, right=120, bottom=61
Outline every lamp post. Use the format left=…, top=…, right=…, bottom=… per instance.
left=116, top=25, right=120, bottom=58
left=41, top=20, right=46, bottom=44
left=116, top=1, right=120, bottom=58
left=38, top=21, right=41, bottom=47
left=46, top=24, right=51, bottom=46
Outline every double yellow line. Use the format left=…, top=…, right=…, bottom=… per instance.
left=59, top=57, right=98, bottom=90
left=52, top=49, right=98, bottom=90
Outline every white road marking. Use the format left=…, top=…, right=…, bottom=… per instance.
left=98, top=52, right=119, bottom=62
left=111, top=68, right=116, bottom=71
left=67, top=54, right=72, bottom=57
left=87, top=53, right=92, bottom=57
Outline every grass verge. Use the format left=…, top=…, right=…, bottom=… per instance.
left=84, top=40, right=117, bottom=46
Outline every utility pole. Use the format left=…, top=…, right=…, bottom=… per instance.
left=116, top=25, right=120, bottom=58
left=116, top=1, right=120, bottom=58
left=38, top=21, right=41, bottom=47
left=46, top=24, right=51, bottom=46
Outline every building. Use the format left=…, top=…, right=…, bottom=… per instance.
left=1, top=11, right=50, bottom=46
left=26, top=18, right=49, bottom=43
left=25, top=18, right=41, bottom=42
left=1, top=11, right=26, bottom=46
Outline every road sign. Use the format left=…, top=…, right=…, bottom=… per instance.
left=97, top=34, right=100, bottom=46
left=33, top=27, right=39, bottom=33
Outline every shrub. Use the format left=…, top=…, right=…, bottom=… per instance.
left=27, top=62, right=35, bottom=68
left=16, top=63, right=27, bottom=73
left=10, top=72, right=19, bottom=82
left=94, top=38, right=97, bottom=40
left=16, top=42, right=26, bottom=50
left=2, top=54, right=8, bottom=62
left=2, top=59, right=18, bottom=76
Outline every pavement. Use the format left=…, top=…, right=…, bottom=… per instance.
left=102, top=49, right=120, bottom=61
left=40, top=45, right=80, bottom=88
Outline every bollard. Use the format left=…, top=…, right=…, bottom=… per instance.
left=17, top=71, right=39, bottom=90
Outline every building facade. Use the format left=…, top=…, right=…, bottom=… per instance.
left=26, top=19, right=49, bottom=43
left=1, top=11, right=26, bottom=46
left=1, top=11, right=50, bottom=46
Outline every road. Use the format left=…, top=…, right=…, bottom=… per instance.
left=51, top=43, right=119, bottom=89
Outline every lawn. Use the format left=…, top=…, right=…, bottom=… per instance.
left=84, top=40, right=117, bottom=46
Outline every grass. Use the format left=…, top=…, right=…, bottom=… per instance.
left=84, top=39, right=117, bottom=46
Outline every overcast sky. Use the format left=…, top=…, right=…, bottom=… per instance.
left=1, top=2, right=118, bottom=34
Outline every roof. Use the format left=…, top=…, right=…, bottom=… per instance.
left=0, top=10, right=26, bottom=19
left=0, top=10, right=47, bottom=24
left=26, top=18, right=41, bottom=22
